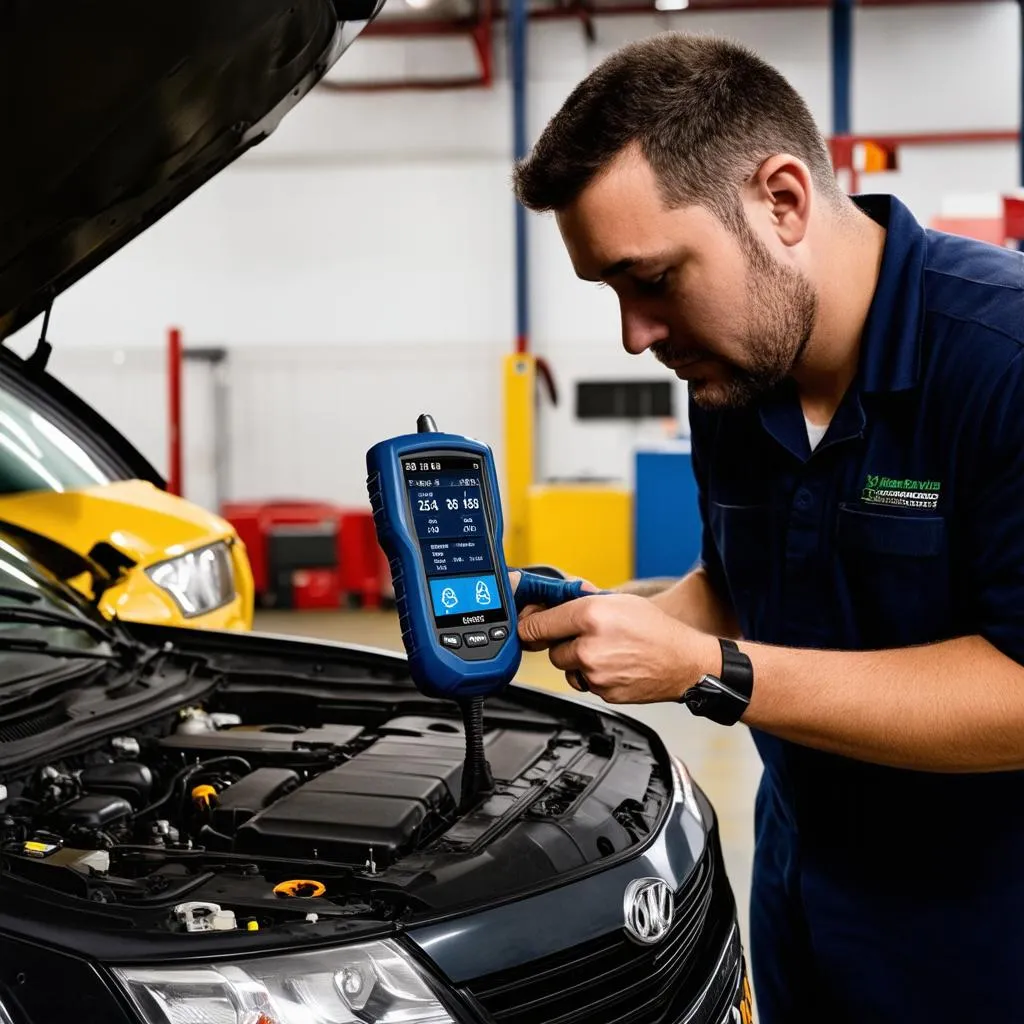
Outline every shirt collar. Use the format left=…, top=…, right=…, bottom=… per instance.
left=854, top=193, right=927, bottom=395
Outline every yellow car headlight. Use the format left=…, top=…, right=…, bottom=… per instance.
left=145, top=541, right=237, bottom=618
left=111, top=940, right=456, bottom=1024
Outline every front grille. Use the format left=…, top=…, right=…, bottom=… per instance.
left=463, top=840, right=733, bottom=1024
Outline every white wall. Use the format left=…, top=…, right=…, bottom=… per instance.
left=851, top=3, right=1020, bottom=218
left=47, top=342, right=502, bottom=513
left=7, top=2, right=1021, bottom=511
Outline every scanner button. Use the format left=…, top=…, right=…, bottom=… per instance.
left=440, top=633, right=462, bottom=650
left=465, top=632, right=489, bottom=648
left=489, top=626, right=508, bottom=642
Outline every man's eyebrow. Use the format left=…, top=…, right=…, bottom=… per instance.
left=582, top=252, right=676, bottom=282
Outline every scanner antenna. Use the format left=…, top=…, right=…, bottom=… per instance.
left=417, top=413, right=438, bottom=433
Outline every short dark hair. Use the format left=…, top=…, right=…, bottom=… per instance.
left=512, top=33, right=841, bottom=227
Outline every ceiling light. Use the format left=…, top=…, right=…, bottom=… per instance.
left=655, top=0, right=689, bottom=9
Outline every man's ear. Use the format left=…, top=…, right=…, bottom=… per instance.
left=747, top=154, right=813, bottom=247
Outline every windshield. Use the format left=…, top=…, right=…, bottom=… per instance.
left=0, top=380, right=111, bottom=494
left=0, top=535, right=110, bottom=661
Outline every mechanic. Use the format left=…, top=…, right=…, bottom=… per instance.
left=509, top=32, right=1024, bottom=1024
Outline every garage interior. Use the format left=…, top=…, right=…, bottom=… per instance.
left=4, top=0, right=1023, bottom=1018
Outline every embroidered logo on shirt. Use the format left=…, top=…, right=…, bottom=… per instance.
left=861, top=474, right=941, bottom=510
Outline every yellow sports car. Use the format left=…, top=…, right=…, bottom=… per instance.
left=0, top=348, right=254, bottom=631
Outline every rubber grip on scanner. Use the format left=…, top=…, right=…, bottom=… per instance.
left=512, top=571, right=607, bottom=611
left=368, top=470, right=416, bottom=655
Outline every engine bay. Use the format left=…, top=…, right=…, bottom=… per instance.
left=0, top=679, right=668, bottom=939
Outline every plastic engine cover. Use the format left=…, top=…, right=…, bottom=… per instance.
left=53, top=794, right=133, bottom=830
left=234, top=718, right=556, bottom=867
left=159, top=724, right=365, bottom=758
left=235, top=756, right=459, bottom=867
left=213, top=768, right=301, bottom=834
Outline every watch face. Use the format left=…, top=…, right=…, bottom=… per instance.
left=681, top=674, right=747, bottom=726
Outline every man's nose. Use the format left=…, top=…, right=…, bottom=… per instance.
left=621, top=306, right=669, bottom=356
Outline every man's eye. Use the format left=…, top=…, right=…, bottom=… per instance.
left=634, top=273, right=667, bottom=296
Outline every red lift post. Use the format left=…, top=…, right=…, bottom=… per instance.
left=167, top=326, right=183, bottom=498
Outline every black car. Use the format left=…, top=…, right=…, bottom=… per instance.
left=0, top=3, right=751, bottom=1022
left=0, top=530, right=749, bottom=1024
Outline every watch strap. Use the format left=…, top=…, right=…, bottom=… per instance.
left=720, top=638, right=754, bottom=700
left=680, top=638, right=753, bottom=726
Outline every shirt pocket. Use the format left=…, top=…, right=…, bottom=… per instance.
left=835, top=503, right=951, bottom=647
left=708, top=501, right=776, bottom=630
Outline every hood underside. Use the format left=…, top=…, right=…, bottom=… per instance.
left=0, top=0, right=380, bottom=341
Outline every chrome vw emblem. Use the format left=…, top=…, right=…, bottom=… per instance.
left=622, top=877, right=674, bottom=945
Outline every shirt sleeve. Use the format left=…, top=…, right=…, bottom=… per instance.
left=964, top=348, right=1024, bottom=665
left=687, top=395, right=730, bottom=604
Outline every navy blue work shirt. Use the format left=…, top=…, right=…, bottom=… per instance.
left=690, top=194, right=1024, bottom=865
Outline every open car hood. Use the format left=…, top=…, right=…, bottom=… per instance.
left=0, top=0, right=383, bottom=342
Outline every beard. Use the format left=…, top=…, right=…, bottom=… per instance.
left=653, top=229, right=817, bottom=412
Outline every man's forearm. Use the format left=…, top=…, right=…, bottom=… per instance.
left=615, top=576, right=678, bottom=598
left=733, top=633, right=1024, bottom=772
left=646, top=568, right=740, bottom=638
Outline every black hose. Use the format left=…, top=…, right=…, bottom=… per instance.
left=118, top=871, right=218, bottom=906
left=458, top=697, right=494, bottom=812
left=197, top=824, right=234, bottom=851
left=131, top=756, right=252, bottom=820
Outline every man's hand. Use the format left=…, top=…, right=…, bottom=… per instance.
left=517, top=593, right=719, bottom=704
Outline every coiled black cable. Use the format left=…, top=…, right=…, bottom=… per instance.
left=458, top=697, right=494, bottom=812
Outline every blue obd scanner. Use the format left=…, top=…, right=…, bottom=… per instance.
left=366, top=414, right=523, bottom=808
left=366, top=414, right=522, bottom=701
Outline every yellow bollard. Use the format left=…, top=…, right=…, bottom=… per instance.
left=502, top=353, right=535, bottom=567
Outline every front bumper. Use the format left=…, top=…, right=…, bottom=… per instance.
left=0, top=933, right=748, bottom=1024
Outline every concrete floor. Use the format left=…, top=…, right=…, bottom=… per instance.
left=255, top=607, right=763, bottom=992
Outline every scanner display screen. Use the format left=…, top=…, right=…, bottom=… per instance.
left=403, top=455, right=507, bottom=627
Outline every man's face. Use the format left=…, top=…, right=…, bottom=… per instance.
left=555, top=148, right=817, bottom=411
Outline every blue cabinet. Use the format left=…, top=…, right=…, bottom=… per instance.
left=634, top=443, right=702, bottom=580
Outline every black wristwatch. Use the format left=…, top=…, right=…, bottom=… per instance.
left=679, top=638, right=753, bottom=726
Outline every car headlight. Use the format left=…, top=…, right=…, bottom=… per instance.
left=146, top=542, right=237, bottom=618
left=111, top=939, right=455, bottom=1024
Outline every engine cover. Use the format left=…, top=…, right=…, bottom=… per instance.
left=231, top=717, right=559, bottom=867
left=235, top=739, right=463, bottom=867
left=213, top=768, right=301, bottom=834
left=159, top=723, right=365, bottom=759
